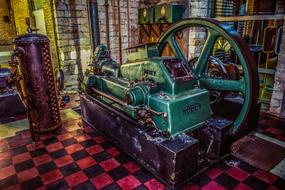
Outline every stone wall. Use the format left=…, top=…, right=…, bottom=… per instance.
left=270, top=19, right=285, bottom=115
left=0, top=0, right=15, bottom=45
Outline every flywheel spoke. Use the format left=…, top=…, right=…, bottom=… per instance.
left=168, top=35, right=187, bottom=62
left=200, top=78, right=245, bottom=94
left=195, top=31, right=219, bottom=75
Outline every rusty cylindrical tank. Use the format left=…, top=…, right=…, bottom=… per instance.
left=10, top=31, right=61, bottom=134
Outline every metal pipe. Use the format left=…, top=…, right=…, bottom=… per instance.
left=117, top=0, right=122, bottom=64
left=91, top=87, right=127, bottom=106
left=104, top=0, right=111, bottom=56
left=126, top=0, right=130, bottom=48
left=89, top=0, right=100, bottom=50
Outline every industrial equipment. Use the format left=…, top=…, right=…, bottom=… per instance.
left=9, top=19, right=61, bottom=139
left=81, top=18, right=259, bottom=188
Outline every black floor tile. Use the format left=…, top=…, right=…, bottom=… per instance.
left=37, top=161, right=57, bottom=174
left=92, top=151, right=111, bottom=162
left=14, top=159, right=35, bottom=172
left=46, top=179, right=69, bottom=190
left=50, top=149, right=67, bottom=159
left=215, top=173, right=240, bottom=189
left=71, top=150, right=89, bottom=161
left=108, top=166, right=129, bottom=181
left=73, top=181, right=96, bottom=190
left=21, top=176, right=43, bottom=190
left=60, top=162, right=80, bottom=176
left=84, top=164, right=104, bottom=178
left=243, top=175, right=269, bottom=190
left=30, top=147, right=48, bottom=158
left=0, top=174, right=18, bottom=189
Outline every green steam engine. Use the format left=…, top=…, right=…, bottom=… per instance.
left=80, top=18, right=259, bottom=188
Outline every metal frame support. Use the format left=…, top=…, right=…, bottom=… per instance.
left=89, top=0, right=100, bottom=51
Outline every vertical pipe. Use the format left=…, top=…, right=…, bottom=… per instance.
left=126, top=0, right=130, bottom=48
left=89, top=0, right=100, bottom=50
left=117, top=0, right=122, bottom=64
left=281, top=90, right=285, bottom=117
left=104, top=0, right=111, bottom=56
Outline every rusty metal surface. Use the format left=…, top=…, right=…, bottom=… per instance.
left=232, top=134, right=285, bottom=171
left=80, top=94, right=199, bottom=188
left=11, top=33, right=61, bottom=133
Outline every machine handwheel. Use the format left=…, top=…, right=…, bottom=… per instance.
left=157, top=18, right=259, bottom=135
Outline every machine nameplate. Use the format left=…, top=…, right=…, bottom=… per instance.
left=182, top=103, right=201, bottom=114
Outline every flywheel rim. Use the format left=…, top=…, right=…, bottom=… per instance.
left=157, top=18, right=259, bottom=135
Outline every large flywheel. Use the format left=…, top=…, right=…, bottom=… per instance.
left=157, top=18, right=259, bottom=135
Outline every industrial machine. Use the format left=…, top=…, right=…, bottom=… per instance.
left=81, top=18, right=259, bottom=188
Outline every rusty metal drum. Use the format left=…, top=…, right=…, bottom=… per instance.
left=12, top=33, right=61, bottom=133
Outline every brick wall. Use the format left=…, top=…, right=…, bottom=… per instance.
left=54, top=0, right=91, bottom=91
left=97, top=0, right=140, bottom=62
left=0, top=0, right=15, bottom=45
left=11, top=0, right=31, bottom=35
left=270, top=19, right=285, bottom=115
left=54, top=0, right=140, bottom=91
left=188, top=0, right=209, bottom=59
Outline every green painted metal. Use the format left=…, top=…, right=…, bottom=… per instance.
left=154, top=4, right=184, bottom=24
left=138, top=7, right=155, bottom=24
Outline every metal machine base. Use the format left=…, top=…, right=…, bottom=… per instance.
left=80, top=94, right=257, bottom=188
left=0, top=92, right=26, bottom=120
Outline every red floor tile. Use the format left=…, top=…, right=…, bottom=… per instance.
left=144, top=178, right=165, bottom=190
left=46, top=142, right=64, bottom=153
left=17, top=167, right=39, bottom=182
left=94, top=136, right=106, bottom=144
left=12, top=152, right=31, bottom=165
left=40, top=169, right=63, bottom=185
left=91, top=173, right=114, bottom=189
left=74, top=134, right=91, bottom=142
left=99, top=158, right=120, bottom=171
left=65, top=144, right=83, bottom=154
left=26, top=142, right=44, bottom=152
left=0, top=151, right=10, bottom=161
left=202, top=181, right=226, bottom=190
left=107, top=147, right=121, bottom=157
left=86, top=144, right=104, bottom=155
left=227, top=167, right=250, bottom=181
left=123, top=162, right=141, bottom=173
left=65, top=171, right=88, bottom=187
left=233, top=183, right=253, bottom=190
left=207, top=168, right=223, bottom=179
left=33, top=154, right=53, bottom=166
left=117, top=175, right=141, bottom=190
left=0, top=165, right=15, bottom=180
left=76, top=156, right=96, bottom=169
left=83, top=127, right=94, bottom=133
left=57, top=133, right=73, bottom=141
left=55, top=155, right=74, bottom=168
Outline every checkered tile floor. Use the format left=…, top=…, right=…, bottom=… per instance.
left=0, top=114, right=285, bottom=189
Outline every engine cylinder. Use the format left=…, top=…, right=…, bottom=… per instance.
left=12, top=33, right=61, bottom=132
